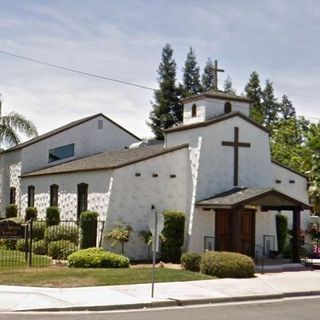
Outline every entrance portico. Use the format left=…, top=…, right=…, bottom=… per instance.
left=197, top=187, right=311, bottom=262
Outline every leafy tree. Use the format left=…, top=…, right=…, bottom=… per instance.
left=279, top=94, right=296, bottom=120
left=261, top=80, right=279, bottom=127
left=201, top=58, right=216, bottom=91
left=223, top=75, right=236, bottom=94
left=182, top=47, right=202, bottom=96
left=244, top=71, right=263, bottom=124
left=148, top=44, right=182, bottom=140
left=0, top=96, right=38, bottom=149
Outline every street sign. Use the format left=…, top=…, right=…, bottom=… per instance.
left=148, top=210, right=164, bottom=252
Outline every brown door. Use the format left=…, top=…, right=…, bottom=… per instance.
left=215, top=210, right=233, bottom=252
left=240, top=210, right=255, bottom=257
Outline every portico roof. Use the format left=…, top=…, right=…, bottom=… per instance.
left=196, top=187, right=311, bottom=210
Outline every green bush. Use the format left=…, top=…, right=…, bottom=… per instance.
left=44, top=225, right=79, bottom=244
left=68, top=247, right=129, bottom=268
left=47, top=240, right=77, bottom=260
left=5, top=204, right=18, bottom=218
left=25, top=207, right=38, bottom=221
left=161, top=210, right=185, bottom=263
left=200, top=251, right=255, bottom=278
left=181, top=252, right=201, bottom=272
left=32, top=240, right=48, bottom=255
left=1, top=239, right=17, bottom=250
left=32, top=221, right=46, bottom=240
left=80, top=211, right=98, bottom=249
left=16, top=239, right=28, bottom=252
left=46, top=206, right=60, bottom=226
left=276, top=214, right=288, bottom=253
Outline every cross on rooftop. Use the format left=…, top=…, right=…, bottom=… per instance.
left=213, top=60, right=224, bottom=90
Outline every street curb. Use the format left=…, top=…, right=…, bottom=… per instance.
left=21, top=290, right=320, bottom=312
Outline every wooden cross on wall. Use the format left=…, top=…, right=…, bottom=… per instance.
left=221, top=127, right=251, bottom=186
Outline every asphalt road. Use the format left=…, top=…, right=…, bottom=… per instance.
left=1, top=296, right=320, bottom=320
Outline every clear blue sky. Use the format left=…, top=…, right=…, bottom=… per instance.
left=0, top=0, right=319, bottom=138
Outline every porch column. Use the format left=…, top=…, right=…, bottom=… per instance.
left=292, top=207, right=301, bottom=263
left=232, top=206, right=241, bottom=252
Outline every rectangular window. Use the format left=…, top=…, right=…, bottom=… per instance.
left=49, top=144, right=74, bottom=163
left=28, top=185, right=35, bottom=207
left=10, top=187, right=16, bottom=204
left=77, top=183, right=88, bottom=219
left=50, top=184, right=59, bottom=207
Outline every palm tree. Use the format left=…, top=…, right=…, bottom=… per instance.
left=0, top=95, right=38, bottom=149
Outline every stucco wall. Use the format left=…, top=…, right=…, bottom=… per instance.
left=183, top=98, right=250, bottom=125
left=102, top=147, right=190, bottom=260
left=20, top=171, right=112, bottom=221
left=21, top=115, right=139, bottom=174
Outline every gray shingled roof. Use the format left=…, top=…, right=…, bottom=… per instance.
left=21, top=144, right=188, bottom=177
left=182, top=90, right=252, bottom=103
left=196, top=187, right=310, bottom=209
left=1, top=113, right=140, bottom=154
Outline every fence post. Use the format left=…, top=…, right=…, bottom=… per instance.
left=29, top=220, right=33, bottom=267
left=25, top=223, right=29, bottom=263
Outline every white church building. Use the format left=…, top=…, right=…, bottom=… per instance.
left=0, top=90, right=310, bottom=261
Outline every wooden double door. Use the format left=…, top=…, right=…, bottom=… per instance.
left=215, top=209, right=255, bottom=257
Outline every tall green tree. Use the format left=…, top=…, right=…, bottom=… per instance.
left=0, top=96, right=38, bottom=149
left=279, top=94, right=296, bottom=119
left=244, top=71, right=263, bottom=124
left=148, top=44, right=182, bottom=140
left=261, top=80, right=279, bottom=127
left=223, top=75, right=236, bottom=94
left=182, top=47, right=202, bottom=96
left=201, top=58, right=216, bottom=91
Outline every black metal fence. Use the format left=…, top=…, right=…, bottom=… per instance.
left=0, top=219, right=105, bottom=268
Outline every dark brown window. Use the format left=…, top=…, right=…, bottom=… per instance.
left=77, top=183, right=88, bottom=219
left=50, top=184, right=59, bottom=207
left=191, top=104, right=197, bottom=117
left=10, top=187, right=16, bottom=204
left=224, top=102, right=232, bottom=114
left=28, top=185, right=35, bottom=207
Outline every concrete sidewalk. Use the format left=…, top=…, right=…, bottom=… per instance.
left=0, top=270, right=320, bottom=312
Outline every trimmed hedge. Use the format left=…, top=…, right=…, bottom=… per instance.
left=200, top=251, right=255, bottom=278
left=80, top=211, right=98, bottom=249
left=32, top=221, right=46, bottom=240
left=161, top=211, right=185, bottom=263
left=32, top=240, right=48, bottom=255
left=46, top=206, right=60, bottom=226
left=68, top=247, right=129, bottom=268
left=5, top=204, right=18, bottom=218
left=16, top=239, right=28, bottom=252
left=48, top=240, right=77, bottom=260
left=276, top=214, right=288, bottom=253
left=1, top=239, right=17, bottom=250
left=181, top=252, right=201, bottom=272
left=44, top=225, right=79, bottom=244
left=25, top=207, right=38, bottom=221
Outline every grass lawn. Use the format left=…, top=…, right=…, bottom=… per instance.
left=0, top=249, right=52, bottom=268
left=0, top=266, right=214, bottom=287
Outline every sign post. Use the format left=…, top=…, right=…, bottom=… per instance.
left=148, top=206, right=164, bottom=298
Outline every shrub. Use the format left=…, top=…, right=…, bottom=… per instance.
left=80, top=211, right=98, bottom=249
left=276, top=214, right=288, bottom=253
left=200, top=251, right=255, bottom=278
left=25, top=207, right=38, bottom=221
left=44, top=225, right=79, bottom=244
left=46, top=207, right=60, bottom=226
left=68, top=247, right=129, bottom=268
left=160, top=210, right=185, bottom=263
left=48, top=240, right=77, bottom=260
left=16, top=239, right=28, bottom=252
left=5, top=204, right=18, bottom=218
left=1, top=239, right=17, bottom=250
left=32, top=221, right=46, bottom=240
left=181, top=252, right=201, bottom=272
left=32, top=240, right=48, bottom=255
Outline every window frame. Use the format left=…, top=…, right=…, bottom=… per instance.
left=28, top=185, right=35, bottom=207
left=48, top=143, right=75, bottom=163
left=191, top=104, right=197, bottom=118
left=50, top=184, right=59, bottom=207
left=77, top=183, right=88, bottom=219
left=9, top=187, right=16, bottom=205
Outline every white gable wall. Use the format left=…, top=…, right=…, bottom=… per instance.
left=103, top=147, right=190, bottom=260
left=21, top=115, right=139, bottom=174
